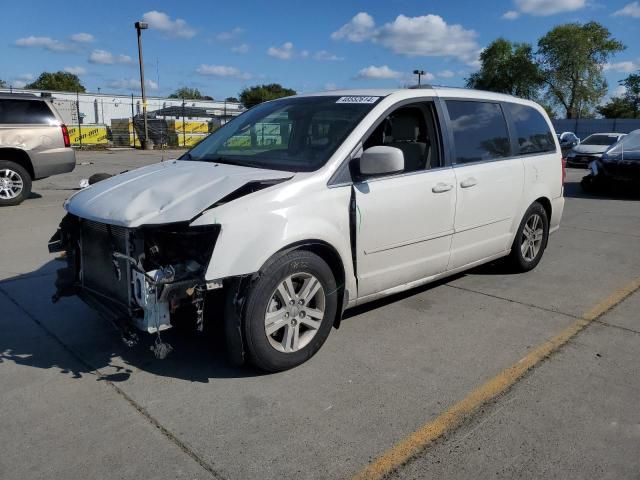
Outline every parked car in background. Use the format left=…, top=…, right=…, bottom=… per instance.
left=50, top=87, right=564, bottom=371
left=0, top=93, right=75, bottom=206
left=557, top=131, right=580, bottom=155
left=566, top=132, right=626, bottom=168
left=581, top=129, right=640, bottom=192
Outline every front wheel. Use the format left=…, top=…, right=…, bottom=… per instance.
left=508, top=202, right=549, bottom=272
left=240, top=250, right=337, bottom=372
left=0, top=161, right=32, bottom=206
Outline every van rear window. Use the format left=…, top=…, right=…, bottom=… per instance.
left=506, top=103, right=556, bottom=155
left=0, top=99, right=57, bottom=124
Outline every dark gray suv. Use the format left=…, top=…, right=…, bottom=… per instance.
left=0, top=93, right=76, bottom=206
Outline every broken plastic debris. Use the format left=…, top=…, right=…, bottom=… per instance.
left=79, top=179, right=90, bottom=189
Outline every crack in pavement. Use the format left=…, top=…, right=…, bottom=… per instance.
left=0, top=285, right=226, bottom=480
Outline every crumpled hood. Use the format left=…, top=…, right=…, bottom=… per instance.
left=65, top=160, right=291, bottom=227
left=572, top=144, right=610, bottom=155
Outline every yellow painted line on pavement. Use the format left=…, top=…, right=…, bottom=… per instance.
left=353, top=278, right=640, bottom=480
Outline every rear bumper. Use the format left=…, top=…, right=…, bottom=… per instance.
left=33, top=148, right=76, bottom=179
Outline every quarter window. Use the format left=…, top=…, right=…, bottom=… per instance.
left=0, top=99, right=57, bottom=124
left=506, top=103, right=555, bottom=154
left=446, top=100, right=510, bottom=164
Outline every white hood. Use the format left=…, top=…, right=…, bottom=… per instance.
left=65, top=160, right=291, bottom=227
left=571, top=144, right=610, bottom=155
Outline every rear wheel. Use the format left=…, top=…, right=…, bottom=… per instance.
left=240, top=250, right=337, bottom=372
left=0, top=161, right=32, bottom=206
left=508, top=202, right=549, bottom=272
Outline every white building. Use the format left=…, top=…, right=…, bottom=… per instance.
left=0, top=87, right=245, bottom=126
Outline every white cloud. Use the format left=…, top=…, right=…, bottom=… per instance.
left=437, top=70, right=455, bottom=78
left=15, top=36, right=70, bottom=52
left=357, top=65, right=402, bottom=79
left=196, top=64, right=251, bottom=80
left=231, top=43, right=249, bottom=54
left=89, top=49, right=133, bottom=64
left=613, top=1, right=640, bottom=17
left=267, top=42, right=295, bottom=60
left=108, top=78, right=158, bottom=90
left=513, top=0, right=586, bottom=16
left=613, top=85, right=627, bottom=96
left=142, top=11, right=196, bottom=38
left=12, top=73, right=34, bottom=88
left=331, top=12, right=375, bottom=42
left=502, top=10, right=520, bottom=19
left=314, top=50, right=344, bottom=61
left=216, top=27, right=244, bottom=41
left=332, top=13, right=480, bottom=65
left=324, top=82, right=339, bottom=91
left=603, top=60, right=640, bottom=73
left=70, top=32, right=94, bottom=43
left=64, top=66, right=87, bottom=75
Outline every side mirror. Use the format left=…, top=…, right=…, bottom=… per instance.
left=358, top=146, right=404, bottom=177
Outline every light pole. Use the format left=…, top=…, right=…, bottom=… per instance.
left=413, top=69, right=426, bottom=87
left=135, top=21, right=152, bottom=150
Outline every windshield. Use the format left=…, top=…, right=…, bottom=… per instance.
left=581, top=134, right=620, bottom=146
left=607, top=131, right=640, bottom=155
left=182, top=96, right=381, bottom=172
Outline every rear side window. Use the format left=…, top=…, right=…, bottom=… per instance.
left=446, top=100, right=510, bottom=164
left=506, top=103, right=555, bottom=154
left=0, top=99, right=57, bottom=124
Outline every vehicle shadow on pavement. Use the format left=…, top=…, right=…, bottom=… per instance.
left=564, top=180, right=640, bottom=200
left=0, top=261, right=266, bottom=383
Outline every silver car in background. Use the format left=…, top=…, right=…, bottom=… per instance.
left=0, top=93, right=76, bottom=206
left=566, top=132, right=626, bottom=168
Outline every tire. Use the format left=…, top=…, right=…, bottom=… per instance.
left=240, top=250, right=337, bottom=372
left=0, top=161, right=32, bottom=206
left=508, top=202, right=549, bottom=272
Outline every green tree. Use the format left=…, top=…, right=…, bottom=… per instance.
left=239, top=84, right=297, bottom=108
left=225, top=96, right=239, bottom=103
left=25, top=71, right=86, bottom=92
left=0, top=79, right=7, bottom=88
left=537, top=22, right=624, bottom=119
left=466, top=38, right=543, bottom=99
left=168, top=87, right=213, bottom=100
left=597, top=73, right=640, bottom=118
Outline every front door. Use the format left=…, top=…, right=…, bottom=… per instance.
left=354, top=100, right=456, bottom=299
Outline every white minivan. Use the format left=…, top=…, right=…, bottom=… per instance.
left=50, top=87, right=564, bottom=371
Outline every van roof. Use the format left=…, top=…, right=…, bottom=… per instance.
left=297, top=86, right=541, bottom=107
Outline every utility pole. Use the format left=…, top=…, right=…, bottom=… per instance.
left=135, top=21, right=152, bottom=149
left=413, top=70, right=426, bottom=87
left=76, top=90, right=82, bottom=148
left=131, top=93, right=136, bottom=148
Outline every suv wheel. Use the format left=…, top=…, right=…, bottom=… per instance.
left=240, top=250, right=337, bottom=372
left=0, top=161, right=32, bottom=206
left=508, top=202, right=549, bottom=272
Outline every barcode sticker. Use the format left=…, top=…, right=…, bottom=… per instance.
left=336, top=96, right=380, bottom=104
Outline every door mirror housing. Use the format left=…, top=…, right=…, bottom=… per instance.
left=357, top=146, right=405, bottom=177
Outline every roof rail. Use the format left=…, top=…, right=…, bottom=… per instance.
left=407, top=84, right=433, bottom=89
left=0, top=92, right=39, bottom=98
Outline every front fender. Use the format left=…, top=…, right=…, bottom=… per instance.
left=192, top=184, right=356, bottom=298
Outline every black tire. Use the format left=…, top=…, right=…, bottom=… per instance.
left=88, top=173, right=113, bottom=185
left=241, top=250, right=337, bottom=372
left=508, top=202, right=549, bottom=272
left=0, top=160, right=32, bottom=206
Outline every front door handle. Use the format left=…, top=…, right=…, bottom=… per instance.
left=432, top=182, right=453, bottom=193
left=460, top=177, right=478, bottom=188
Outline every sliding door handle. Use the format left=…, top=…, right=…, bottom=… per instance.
left=460, top=177, right=478, bottom=188
left=432, top=182, right=453, bottom=193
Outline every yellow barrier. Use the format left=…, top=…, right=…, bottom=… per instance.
left=68, top=125, right=108, bottom=145
left=174, top=120, right=209, bottom=134
left=176, top=133, right=208, bottom=147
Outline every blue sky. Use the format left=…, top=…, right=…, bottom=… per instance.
left=1, top=0, right=639, bottom=99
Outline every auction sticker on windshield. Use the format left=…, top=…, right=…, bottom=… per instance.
left=336, top=96, right=380, bottom=104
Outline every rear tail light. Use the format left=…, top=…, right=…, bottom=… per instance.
left=561, top=157, right=567, bottom=185
left=61, top=124, right=71, bottom=148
